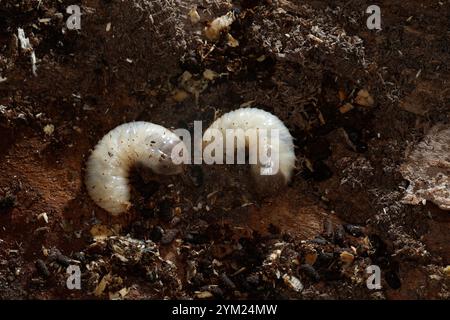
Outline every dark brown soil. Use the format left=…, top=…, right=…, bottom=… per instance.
left=0, top=0, right=449, bottom=299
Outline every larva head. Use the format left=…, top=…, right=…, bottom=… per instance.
left=146, top=135, right=186, bottom=175
left=250, top=145, right=296, bottom=193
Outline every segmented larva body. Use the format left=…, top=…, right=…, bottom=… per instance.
left=85, top=122, right=185, bottom=215
left=203, top=108, right=296, bottom=188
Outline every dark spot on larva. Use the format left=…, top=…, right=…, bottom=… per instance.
left=108, top=152, right=113, bottom=157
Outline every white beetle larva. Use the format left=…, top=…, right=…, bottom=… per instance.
left=203, top=108, right=296, bottom=190
left=85, top=122, right=186, bottom=215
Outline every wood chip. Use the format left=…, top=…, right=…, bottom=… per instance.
left=340, top=251, right=355, bottom=265
left=37, top=212, right=49, bottom=223
left=305, top=252, right=318, bottom=265
left=90, top=225, right=113, bottom=241
left=203, top=69, right=218, bottom=81
left=444, top=266, right=450, bottom=278
left=226, top=33, right=239, bottom=47
left=188, top=7, right=201, bottom=24
left=43, top=124, right=54, bottom=135
left=195, top=291, right=213, bottom=299
left=354, top=89, right=374, bottom=107
left=282, top=274, right=303, bottom=292
left=339, top=103, right=354, bottom=114
left=172, top=90, right=189, bottom=102
left=94, top=273, right=112, bottom=297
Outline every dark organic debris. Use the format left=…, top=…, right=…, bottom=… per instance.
left=0, top=193, right=16, bottom=211
left=343, top=224, right=365, bottom=237
left=385, top=270, right=402, bottom=290
left=161, top=229, right=179, bottom=245
left=299, top=264, right=321, bottom=282
left=150, top=226, right=164, bottom=242
left=35, top=259, right=50, bottom=278
left=55, top=254, right=71, bottom=267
